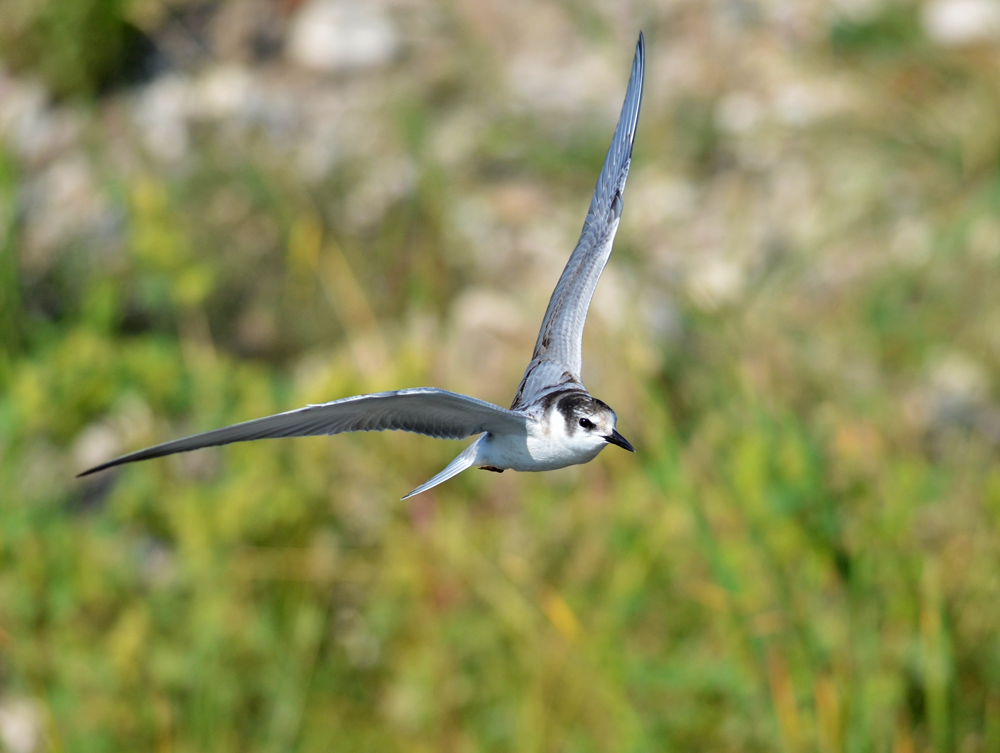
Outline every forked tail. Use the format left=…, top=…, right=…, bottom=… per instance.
left=401, top=436, right=484, bottom=500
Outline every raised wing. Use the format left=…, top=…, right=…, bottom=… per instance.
left=512, top=33, right=644, bottom=409
left=78, top=388, right=528, bottom=476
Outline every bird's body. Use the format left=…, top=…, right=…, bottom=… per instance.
left=479, top=391, right=619, bottom=472
left=79, top=33, right=646, bottom=499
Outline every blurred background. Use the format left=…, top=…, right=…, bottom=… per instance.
left=2, top=0, right=1000, bottom=749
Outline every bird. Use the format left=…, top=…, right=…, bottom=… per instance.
left=79, top=32, right=645, bottom=500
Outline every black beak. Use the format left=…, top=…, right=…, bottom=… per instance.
left=605, top=429, right=635, bottom=453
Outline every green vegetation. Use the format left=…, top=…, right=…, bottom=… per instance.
left=3, top=4, right=1000, bottom=751
left=0, top=0, right=137, bottom=98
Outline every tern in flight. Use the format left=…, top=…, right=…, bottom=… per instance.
left=80, top=33, right=645, bottom=499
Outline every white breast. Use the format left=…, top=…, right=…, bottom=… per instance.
left=474, top=412, right=607, bottom=472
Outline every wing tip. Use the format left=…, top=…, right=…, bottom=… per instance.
left=632, top=31, right=645, bottom=93
left=77, top=460, right=118, bottom=478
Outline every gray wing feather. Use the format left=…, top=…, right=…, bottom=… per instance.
left=512, top=33, right=644, bottom=408
left=78, top=388, right=527, bottom=476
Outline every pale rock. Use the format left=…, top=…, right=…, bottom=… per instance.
left=0, top=71, right=80, bottom=165
left=890, top=216, right=933, bottom=267
left=922, top=0, right=1000, bottom=45
left=195, top=65, right=256, bottom=120
left=133, top=74, right=194, bottom=162
left=508, top=50, right=616, bottom=114
left=967, top=216, right=1000, bottom=261
left=774, top=82, right=833, bottom=127
left=687, top=257, right=746, bottom=310
left=928, top=351, right=989, bottom=403
left=715, top=90, right=764, bottom=134
left=344, top=156, right=417, bottom=230
left=629, top=173, right=697, bottom=228
left=0, top=699, right=40, bottom=753
left=22, top=152, right=110, bottom=264
left=286, top=0, right=399, bottom=73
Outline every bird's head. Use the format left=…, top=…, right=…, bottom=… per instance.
left=553, top=392, right=634, bottom=457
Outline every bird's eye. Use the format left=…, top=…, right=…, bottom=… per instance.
left=579, top=418, right=595, bottom=430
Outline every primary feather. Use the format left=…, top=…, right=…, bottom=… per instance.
left=512, top=32, right=644, bottom=409
left=77, top=389, right=528, bottom=477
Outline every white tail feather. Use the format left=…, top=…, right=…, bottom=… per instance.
left=401, top=437, right=484, bottom=500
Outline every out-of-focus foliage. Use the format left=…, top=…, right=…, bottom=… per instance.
left=0, top=0, right=138, bottom=98
left=3, top=0, right=1000, bottom=751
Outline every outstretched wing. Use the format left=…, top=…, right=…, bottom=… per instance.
left=78, top=388, right=528, bottom=476
left=512, top=33, right=644, bottom=409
